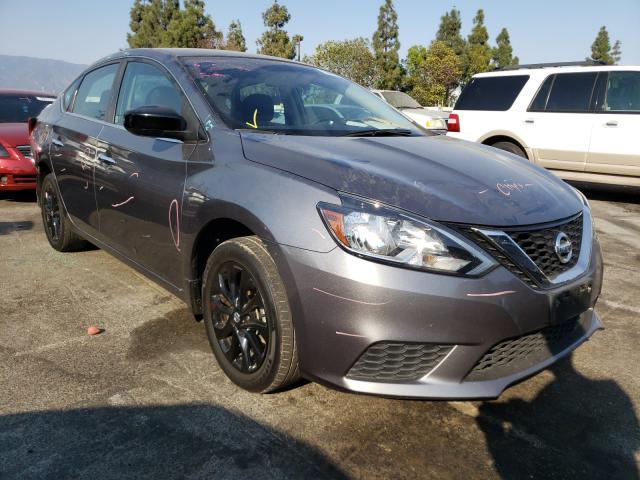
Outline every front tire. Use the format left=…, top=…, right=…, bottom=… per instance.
left=202, top=236, right=299, bottom=393
left=40, top=173, right=87, bottom=252
left=491, top=141, right=527, bottom=159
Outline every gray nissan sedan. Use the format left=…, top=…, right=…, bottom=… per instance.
left=31, top=49, right=603, bottom=399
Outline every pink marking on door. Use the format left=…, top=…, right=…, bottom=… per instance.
left=169, top=199, right=180, bottom=251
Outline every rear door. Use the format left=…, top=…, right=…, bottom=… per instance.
left=51, top=63, right=120, bottom=234
left=587, top=70, right=640, bottom=177
left=526, top=72, right=598, bottom=172
left=94, top=59, right=199, bottom=288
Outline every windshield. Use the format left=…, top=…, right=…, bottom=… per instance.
left=181, top=56, right=424, bottom=136
left=0, top=94, right=55, bottom=123
left=381, top=91, right=422, bottom=109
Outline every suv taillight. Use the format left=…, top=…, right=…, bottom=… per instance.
left=447, top=113, right=460, bottom=133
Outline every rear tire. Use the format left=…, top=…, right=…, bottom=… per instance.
left=491, top=141, right=527, bottom=159
left=40, top=173, right=88, bottom=252
left=202, top=236, right=299, bottom=393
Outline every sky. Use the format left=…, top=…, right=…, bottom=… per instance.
left=0, top=0, right=638, bottom=66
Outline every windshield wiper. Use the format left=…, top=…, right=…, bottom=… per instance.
left=343, top=128, right=414, bottom=137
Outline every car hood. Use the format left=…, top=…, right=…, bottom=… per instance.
left=240, top=132, right=583, bottom=227
left=0, top=123, right=28, bottom=147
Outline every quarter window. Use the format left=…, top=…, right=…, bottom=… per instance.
left=63, top=77, right=81, bottom=111
left=604, top=71, right=640, bottom=112
left=544, top=72, right=597, bottom=112
left=115, top=62, right=183, bottom=124
left=72, top=64, right=119, bottom=121
left=454, top=75, right=529, bottom=111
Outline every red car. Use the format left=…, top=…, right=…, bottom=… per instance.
left=0, top=90, right=56, bottom=191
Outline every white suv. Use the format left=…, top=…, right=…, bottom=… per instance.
left=447, top=63, right=640, bottom=187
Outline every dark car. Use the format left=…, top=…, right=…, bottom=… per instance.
left=31, top=49, right=603, bottom=398
left=0, top=90, right=55, bottom=191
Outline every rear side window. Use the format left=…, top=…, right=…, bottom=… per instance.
left=529, top=75, right=554, bottom=111
left=455, top=75, right=529, bottom=111
left=72, top=63, right=119, bottom=121
left=604, top=71, right=640, bottom=112
left=63, top=77, right=81, bottom=111
left=544, top=72, right=597, bottom=112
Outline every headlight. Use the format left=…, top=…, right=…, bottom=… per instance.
left=318, top=195, right=496, bottom=276
left=0, top=144, right=9, bottom=158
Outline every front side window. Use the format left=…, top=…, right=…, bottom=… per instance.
left=455, top=75, right=529, bottom=111
left=181, top=57, right=424, bottom=136
left=0, top=94, right=55, bottom=123
left=115, top=62, right=183, bottom=124
left=72, top=63, right=119, bottom=121
left=604, top=71, right=640, bottom=112
left=545, top=72, right=597, bottom=112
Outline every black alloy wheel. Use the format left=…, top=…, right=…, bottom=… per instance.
left=210, top=261, right=270, bottom=373
left=42, top=182, right=62, bottom=243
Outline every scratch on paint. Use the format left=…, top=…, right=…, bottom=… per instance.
left=112, top=196, right=134, bottom=208
left=336, top=331, right=366, bottom=338
left=466, top=290, right=516, bottom=297
left=311, top=228, right=326, bottom=240
left=313, top=287, right=389, bottom=306
left=99, top=186, right=104, bottom=191
left=169, top=198, right=180, bottom=251
left=130, top=172, right=139, bottom=178
left=478, top=189, right=488, bottom=194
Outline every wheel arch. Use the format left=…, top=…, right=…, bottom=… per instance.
left=479, top=132, right=530, bottom=160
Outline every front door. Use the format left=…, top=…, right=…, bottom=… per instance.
left=94, top=60, right=198, bottom=288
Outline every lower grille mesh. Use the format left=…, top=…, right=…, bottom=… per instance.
left=347, top=342, right=452, bottom=382
left=467, top=318, right=581, bottom=381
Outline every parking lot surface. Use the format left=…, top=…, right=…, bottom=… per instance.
left=1, top=186, right=639, bottom=479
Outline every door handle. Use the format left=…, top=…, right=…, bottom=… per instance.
left=98, top=153, right=116, bottom=165
left=525, top=119, right=534, bottom=124
left=52, top=138, right=64, bottom=147
left=605, top=120, right=618, bottom=127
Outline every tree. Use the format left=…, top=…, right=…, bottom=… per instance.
left=256, top=1, right=298, bottom=59
left=611, top=39, right=622, bottom=65
left=492, top=28, right=518, bottom=69
left=127, top=0, right=179, bottom=48
left=167, top=0, right=222, bottom=48
left=461, top=9, right=491, bottom=85
left=435, top=8, right=465, bottom=57
left=589, top=26, right=613, bottom=64
left=226, top=20, right=247, bottom=52
left=406, top=41, right=461, bottom=106
left=305, top=38, right=378, bottom=88
left=127, top=0, right=221, bottom=49
left=372, top=0, right=403, bottom=90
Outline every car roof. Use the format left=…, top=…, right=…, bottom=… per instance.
left=474, top=64, right=640, bottom=79
left=0, top=89, right=56, bottom=97
left=91, top=48, right=302, bottom=68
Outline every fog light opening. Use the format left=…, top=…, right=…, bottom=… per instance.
left=1, top=176, right=8, bottom=185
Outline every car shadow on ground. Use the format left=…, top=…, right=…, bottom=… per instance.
left=476, top=352, right=640, bottom=479
left=0, top=403, right=348, bottom=480
left=0, top=220, right=33, bottom=235
left=0, top=190, right=37, bottom=203
left=569, top=182, right=640, bottom=205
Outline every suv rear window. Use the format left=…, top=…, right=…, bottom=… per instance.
left=455, top=75, right=529, bottom=111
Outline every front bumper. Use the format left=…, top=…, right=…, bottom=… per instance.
left=273, top=231, right=603, bottom=400
left=0, top=155, right=37, bottom=191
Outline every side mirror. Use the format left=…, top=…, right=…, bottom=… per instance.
left=123, top=106, right=188, bottom=141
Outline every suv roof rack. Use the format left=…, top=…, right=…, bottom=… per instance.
left=494, top=60, right=607, bottom=71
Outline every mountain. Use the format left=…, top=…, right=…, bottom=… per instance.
left=0, top=55, right=87, bottom=94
